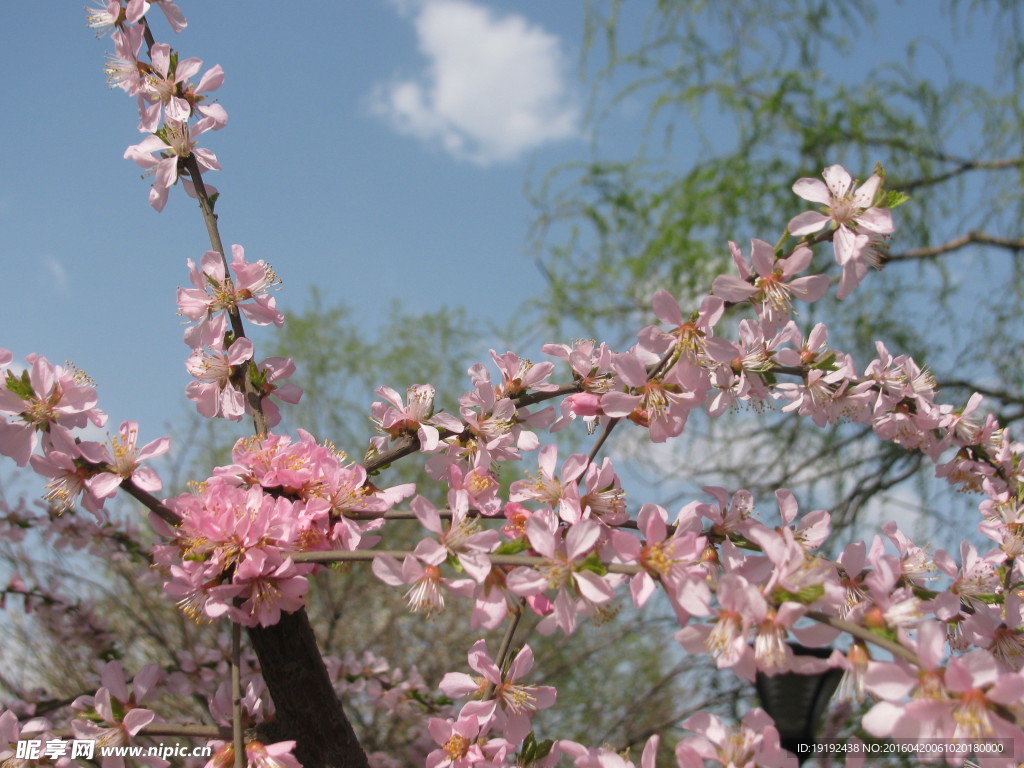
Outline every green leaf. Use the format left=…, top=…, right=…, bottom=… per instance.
left=4, top=369, right=34, bottom=401
left=494, top=538, right=531, bottom=555
left=880, top=189, right=910, bottom=209
left=775, top=583, right=825, bottom=604
left=576, top=551, right=609, bottom=576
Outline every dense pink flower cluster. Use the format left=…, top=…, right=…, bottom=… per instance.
left=153, top=430, right=413, bottom=627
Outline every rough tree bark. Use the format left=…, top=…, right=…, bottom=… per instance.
left=249, top=609, right=369, bottom=768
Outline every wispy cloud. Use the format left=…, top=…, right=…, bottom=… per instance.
left=44, top=256, right=69, bottom=295
left=374, top=0, right=579, bottom=165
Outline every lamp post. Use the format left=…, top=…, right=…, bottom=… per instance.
left=754, top=644, right=843, bottom=766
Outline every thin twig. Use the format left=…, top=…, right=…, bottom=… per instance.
left=484, top=599, right=526, bottom=699
left=232, top=622, right=244, bottom=768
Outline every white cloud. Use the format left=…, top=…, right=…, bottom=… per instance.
left=374, top=0, right=579, bottom=165
left=43, top=256, right=69, bottom=295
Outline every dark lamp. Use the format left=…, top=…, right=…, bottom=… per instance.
left=754, top=643, right=843, bottom=766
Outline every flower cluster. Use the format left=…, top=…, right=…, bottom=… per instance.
left=93, top=0, right=226, bottom=211
left=0, top=352, right=168, bottom=517
left=176, top=244, right=300, bottom=426
left=154, top=430, right=413, bottom=627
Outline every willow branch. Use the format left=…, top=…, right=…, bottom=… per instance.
left=885, top=231, right=1024, bottom=263
left=895, top=155, right=1024, bottom=193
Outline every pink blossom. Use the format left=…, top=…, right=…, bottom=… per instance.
left=253, top=356, right=303, bottom=428
left=788, top=165, right=894, bottom=298
left=712, top=240, right=829, bottom=325
left=124, top=117, right=220, bottom=211
left=85, top=420, right=170, bottom=499
left=677, top=573, right=759, bottom=680
left=675, top=709, right=794, bottom=768
left=0, top=355, right=107, bottom=466
left=86, top=1, right=123, bottom=36
left=601, top=352, right=704, bottom=442
left=178, top=246, right=284, bottom=341
left=560, top=735, right=658, bottom=768
left=541, top=339, right=615, bottom=395
left=640, top=290, right=725, bottom=363
left=184, top=338, right=253, bottom=421
left=579, top=457, right=627, bottom=525
left=459, top=380, right=519, bottom=446
left=506, top=512, right=616, bottom=634
left=125, top=0, right=187, bottom=33
left=226, top=550, right=310, bottom=628
left=411, top=492, right=500, bottom=582
left=71, top=661, right=164, bottom=767
left=509, top=444, right=587, bottom=524
left=618, top=503, right=709, bottom=617
left=439, top=640, right=556, bottom=742
left=29, top=427, right=106, bottom=515
left=934, top=541, right=1004, bottom=609
left=864, top=630, right=1024, bottom=752
left=425, top=713, right=511, bottom=768
left=244, top=741, right=302, bottom=768
left=103, top=25, right=145, bottom=94
left=372, top=552, right=475, bottom=616
left=139, top=45, right=226, bottom=132
left=139, top=43, right=201, bottom=128
left=158, top=482, right=307, bottom=621
left=484, top=349, right=557, bottom=398
left=788, top=164, right=894, bottom=261
left=371, top=384, right=463, bottom=452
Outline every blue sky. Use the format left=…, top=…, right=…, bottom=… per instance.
left=0, top=1, right=1004, bottom=470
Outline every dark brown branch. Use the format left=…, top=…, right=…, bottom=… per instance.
left=363, top=383, right=580, bottom=473
left=180, top=155, right=269, bottom=437
left=939, top=379, right=1024, bottom=408
left=885, top=231, right=1024, bottom=263
left=894, top=156, right=1024, bottom=193
left=120, top=477, right=181, bottom=527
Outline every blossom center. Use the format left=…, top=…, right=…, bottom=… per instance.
left=442, top=734, right=471, bottom=760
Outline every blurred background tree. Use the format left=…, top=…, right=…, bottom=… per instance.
left=528, top=0, right=1023, bottom=538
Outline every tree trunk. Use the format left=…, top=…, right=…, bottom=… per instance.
left=248, top=608, right=368, bottom=768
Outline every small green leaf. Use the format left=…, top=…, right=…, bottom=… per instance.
left=880, top=190, right=910, bottom=209
left=775, top=583, right=825, bottom=604
left=5, top=369, right=34, bottom=400
left=576, top=551, right=608, bottom=575
left=494, top=539, right=531, bottom=555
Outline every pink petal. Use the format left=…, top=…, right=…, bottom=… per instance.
left=787, top=210, right=830, bottom=236
left=652, top=289, right=683, bottom=326
left=822, top=165, right=852, bottom=197
left=791, top=177, right=832, bottom=205
left=857, top=207, right=894, bottom=234
left=711, top=274, right=758, bottom=302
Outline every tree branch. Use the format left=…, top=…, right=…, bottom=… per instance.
left=885, top=231, right=1024, bottom=263
left=894, top=155, right=1024, bottom=193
